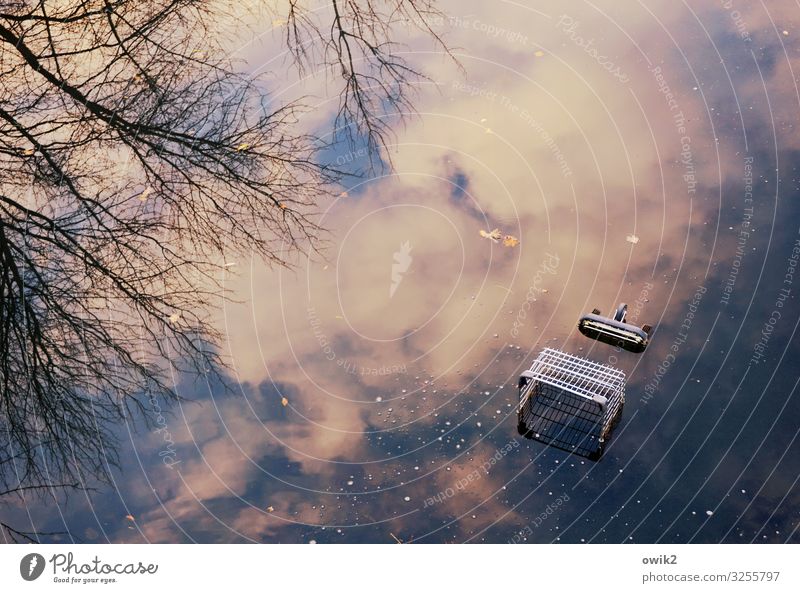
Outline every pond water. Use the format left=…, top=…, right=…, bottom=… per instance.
left=7, top=0, right=800, bottom=543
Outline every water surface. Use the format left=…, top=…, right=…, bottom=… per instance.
left=7, top=0, right=800, bottom=544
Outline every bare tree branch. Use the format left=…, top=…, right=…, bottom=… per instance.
left=283, top=0, right=455, bottom=166
left=0, top=0, right=449, bottom=539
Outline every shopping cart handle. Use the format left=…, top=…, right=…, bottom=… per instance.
left=578, top=303, right=652, bottom=353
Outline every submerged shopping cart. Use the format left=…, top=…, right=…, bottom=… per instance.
left=517, top=348, right=626, bottom=460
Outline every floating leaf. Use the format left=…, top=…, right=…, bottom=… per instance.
left=534, top=50, right=545, bottom=57
left=479, top=228, right=502, bottom=243
left=138, top=187, right=152, bottom=202
left=266, top=506, right=275, bottom=512
left=626, top=234, right=640, bottom=244
left=236, top=142, right=251, bottom=152
left=125, top=514, right=135, bottom=522
left=168, top=312, right=180, bottom=323
left=23, top=148, right=35, bottom=156
left=281, top=397, right=288, bottom=407
left=503, top=235, right=519, bottom=247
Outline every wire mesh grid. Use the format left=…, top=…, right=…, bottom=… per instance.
left=527, top=348, right=626, bottom=400
left=518, top=348, right=626, bottom=459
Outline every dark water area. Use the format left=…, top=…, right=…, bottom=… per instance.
left=5, top=0, right=800, bottom=543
